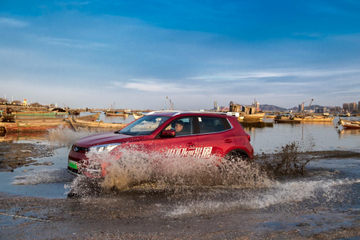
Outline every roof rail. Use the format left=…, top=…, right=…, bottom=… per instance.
left=147, top=110, right=229, bottom=116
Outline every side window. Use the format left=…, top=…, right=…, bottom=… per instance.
left=164, top=117, right=193, bottom=136
left=198, top=117, right=230, bottom=134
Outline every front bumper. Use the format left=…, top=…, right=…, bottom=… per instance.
left=68, top=158, right=104, bottom=178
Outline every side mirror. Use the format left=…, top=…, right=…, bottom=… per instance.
left=161, top=130, right=176, bottom=138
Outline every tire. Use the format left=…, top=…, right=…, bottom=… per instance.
left=222, top=151, right=250, bottom=175
left=224, top=151, right=249, bottom=163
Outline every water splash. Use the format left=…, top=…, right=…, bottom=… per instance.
left=67, top=147, right=273, bottom=197
left=167, top=178, right=360, bottom=217
left=46, top=126, right=104, bottom=148
left=65, top=175, right=103, bottom=197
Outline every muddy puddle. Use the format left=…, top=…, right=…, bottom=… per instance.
left=1, top=123, right=360, bottom=239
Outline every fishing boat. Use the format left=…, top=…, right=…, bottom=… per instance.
left=68, top=110, right=80, bottom=115
left=66, top=116, right=127, bottom=131
left=1, top=113, right=15, bottom=122
left=300, top=115, right=334, bottom=122
left=132, top=112, right=143, bottom=119
left=339, top=113, right=351, bottom=117
left=75, top=113, right=100, bottom=121
left=14, top=111, right=58, bottom=116
left=265, top=113, right=277, bottom=119
left=274, top=114, right=301, bottom=124
left=242, top=113, right=265, bottom=121
left=0, top=113, right=101, bottom=134
left=104, top=109, right=129, bottom=117
left=105, top=112, right=129, bottom=117
left=14, top=108, right=68, bottom=116
left=0, top=120, right=71, bottom=133
left=338, top=118, right=360, bottom=129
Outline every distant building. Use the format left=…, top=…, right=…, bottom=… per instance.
left=330, top=106, right=342, bottom=113
left=349, top=102, right=357, bottom=113
left=358, top=101, right=360, bottom=112
left=343, top=103, right=349, bottom=112
left=23, top=98, right=28, bottom=106
left=298, top=104, right=304, bottom=113
left=214, top=101, right=217, bottom=110
left=252, top=98, right=260, bottom=110
left=0, top=98, right=7, bottom=104
left=315, top=107, right=327, bottom=114
left=11, top=100, right=22, bottom=105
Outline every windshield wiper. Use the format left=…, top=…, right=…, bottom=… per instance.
left=116, top=131, right=132, bottom=135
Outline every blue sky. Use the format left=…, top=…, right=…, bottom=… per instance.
left=1, top=0, right=360, bottom=110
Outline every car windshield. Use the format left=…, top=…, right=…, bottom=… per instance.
left=118, top=115, right=170, bottom=136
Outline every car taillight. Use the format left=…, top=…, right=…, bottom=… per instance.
left=247, top=134, right=251, bottom=142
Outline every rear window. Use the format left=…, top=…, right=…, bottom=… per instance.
left=198, top=116, right=231, bottom=134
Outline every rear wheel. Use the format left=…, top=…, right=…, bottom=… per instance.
left=221, top=151, right=252, bottom=179
left=224, top=151, right=249, bottom=163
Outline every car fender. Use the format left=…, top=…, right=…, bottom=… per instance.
left=224, top=147, right=252, bottom=160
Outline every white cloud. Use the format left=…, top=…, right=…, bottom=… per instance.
left=121, top=80, right=182, bottom=92
left=0, top=17, right=29, bottom=27
left=55, top=1, right=90, bottom=7
left=115, top=79, right=196, bottom=93
left=40, top=37, right=107, bottom=50
left=189, top=68, right=360, bottom=81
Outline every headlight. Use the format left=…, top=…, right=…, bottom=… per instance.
left=89, top=143, right=121, bottom=153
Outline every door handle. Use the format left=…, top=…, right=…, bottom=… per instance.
left=224, top=139, right=233, bottom=143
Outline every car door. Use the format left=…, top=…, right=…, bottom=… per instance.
left=195, top=116, right=235, bottom=158
left=141, top=116, right=200, bottom=158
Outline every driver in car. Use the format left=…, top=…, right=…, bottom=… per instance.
left=174, top=120, right=184, bottom=133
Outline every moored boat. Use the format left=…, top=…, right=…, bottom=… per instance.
left=105, top=112, right=129, bottom=117
left=104, top=109, right=129, bottom=117
left=14, top=111, right=58, bottom=116
left=14, top=109, right=68, bottom=116
left=300, top=115, right=334, bottom=122
left=0, top=120, right=71, bottom=133
left=242, top=113, right=265, bottom=121
left=132, top=112, right=143, bottom=119
left=339, top=113, right=351, bottom=117
left=274, top=113, right=301, bottom=124
left=75, top=113, right=100, bottom=122
left=338, top=118, right=360, bottom=129
left=66, top=116, right=127, bottom=131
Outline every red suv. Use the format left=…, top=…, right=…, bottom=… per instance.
left=68, top=111, right=254, bottom=178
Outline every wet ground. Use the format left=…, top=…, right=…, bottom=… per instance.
left=1, top=120, right=360, bottom=239
left=1, top=153, right=360, bottom=239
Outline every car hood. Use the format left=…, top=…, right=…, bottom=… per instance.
left=74, top=132, right=145, bottom=147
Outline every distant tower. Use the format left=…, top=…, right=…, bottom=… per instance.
left=298, top=104, right=304, bottom=113
left=23, top=98, right=27, bottom=106
left=214, top=101, right=217, bottom=110
left=253, top=98, right=260, bottom=109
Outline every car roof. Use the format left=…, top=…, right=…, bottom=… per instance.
left=147, top=110, right=231, bottom=118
